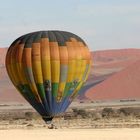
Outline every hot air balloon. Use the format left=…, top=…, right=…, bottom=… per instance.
left=5, top=30, right=91, bottom=124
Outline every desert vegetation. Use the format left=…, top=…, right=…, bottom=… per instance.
left=0, top=105, right=140, bottom=129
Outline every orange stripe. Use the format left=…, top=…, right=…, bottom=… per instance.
left=16, top=44, right=24, bottom=63
left=78, top=42, right=87, bottom=59
left=10, top=42, right=20, bottom=85
left=49, top=42, right=59, bottom=60
left=23, top=48, right=32, bottom=67
left=59, top=47, right=68, bottom=64
left=41, top=38, right=50, bottom=60
left=66, top=42, right=75, bottom=60
left=32, top=43, right=41, bottom=61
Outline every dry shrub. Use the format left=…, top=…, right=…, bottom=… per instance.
left=25, top=112, right=34, bottom=120
left=119, top=107, right=140, bottom=117
left=92, top=112, right=102, bottom=120
left=102, top=108, right=116, bottom=118
left=72, top=108, right=89, bottom=118
left=63, top=112, right=75, bottom=120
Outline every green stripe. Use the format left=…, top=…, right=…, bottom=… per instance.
left=36, top=83, right=46, bottom=100
left=65, top=81, right=80, bottom=97
left=63, top=82, right=71, bottom=97
left=52, top=83, right=59, bottom=97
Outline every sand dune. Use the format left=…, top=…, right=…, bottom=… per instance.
left=86, top=60, right=140, bottom=100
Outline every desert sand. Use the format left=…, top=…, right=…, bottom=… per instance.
left=0, top=128, right=140, bottom=140
left=0, top=101, right=139, bottom=140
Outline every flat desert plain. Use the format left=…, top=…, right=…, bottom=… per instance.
left=0, top=101, right=140, bottom=140
left=0, top=128, right=140, bottom=140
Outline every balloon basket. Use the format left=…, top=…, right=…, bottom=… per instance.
left=42, top=116, right=57, bottom=129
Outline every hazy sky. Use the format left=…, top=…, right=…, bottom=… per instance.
left=0, top=0, right=140, bottom=51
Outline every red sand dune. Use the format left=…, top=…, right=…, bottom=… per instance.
left=86, top=60, right=140, bottom=100
left=93, top=48, right=140, bottom=69
left=91, top=48, right=140, bottom=77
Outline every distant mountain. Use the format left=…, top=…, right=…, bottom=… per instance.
left=86, top=60, right=140, bottom=100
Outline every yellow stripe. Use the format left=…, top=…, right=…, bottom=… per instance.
left=32, top=61, right=43, bottom=83
left=58, top=82, right=65, bottom=92
left=67, top=60, right=76, bottom=82
left=84, top=61, right=92, bottom=82
left=32, top=43, right=43, bottom=83
left=71, top=40, right=82, bottom=82
left=51, top=60, right=60, bottom=82
left=79, top=60, right=87, bottom=81
left=41, top=60, right=51, bottom=80
left=41, top=38, right=51, bottom=81
left=58, top=82, right=66, bottom=99
left=75, top=59, right=82, bottom=80
left=66, top=42, right=76, bottom=83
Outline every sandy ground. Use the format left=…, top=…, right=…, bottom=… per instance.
left=0, top=102, right=140, bottom=140
left=0, top=128, right=140, bottom=140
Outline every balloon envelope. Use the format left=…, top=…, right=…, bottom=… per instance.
left=5, top=31, right=91, bottom=123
